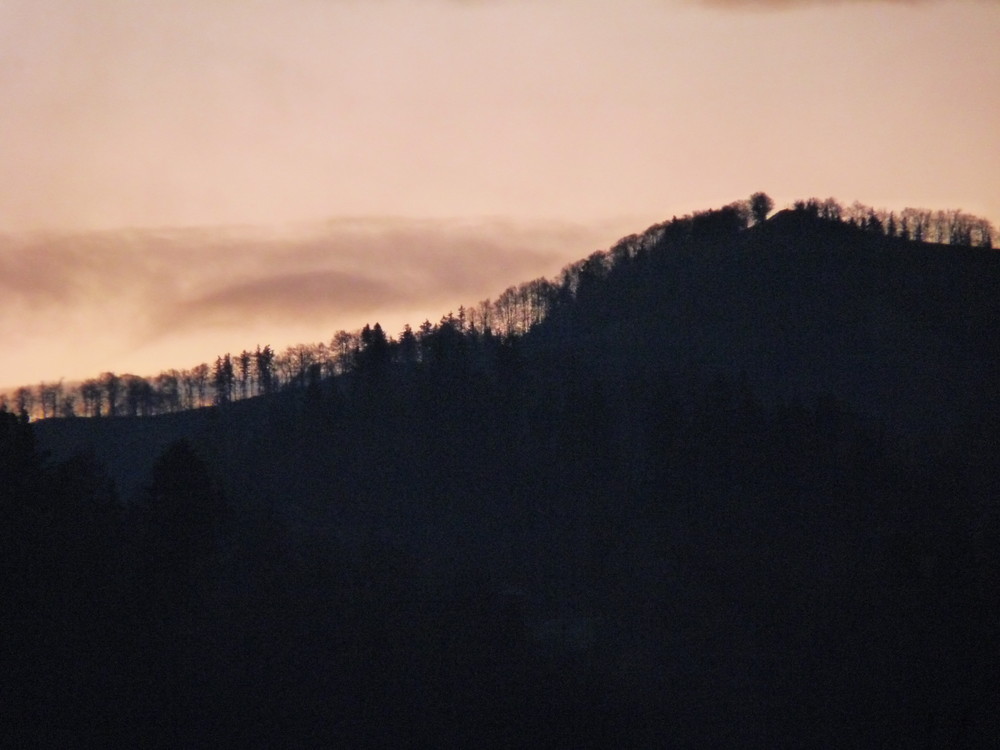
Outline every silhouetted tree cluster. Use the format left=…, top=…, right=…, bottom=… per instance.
left=794, top=197, right=995, bottom=247
left=749, top=190, right=774, bottom=225
left=5, top=192, right=995, bottom=423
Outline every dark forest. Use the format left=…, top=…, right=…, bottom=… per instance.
left=3, top=196, right=999, bottom=747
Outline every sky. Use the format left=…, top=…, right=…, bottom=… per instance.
left=2, top=0, right=998, bottom=389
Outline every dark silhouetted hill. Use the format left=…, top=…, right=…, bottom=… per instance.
left=527, top=208, right=1000, bottom=434
left=11, top=201, right=1000, bottom=747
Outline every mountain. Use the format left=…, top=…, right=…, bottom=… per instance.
left=7, top=202, right=1000, bottom=747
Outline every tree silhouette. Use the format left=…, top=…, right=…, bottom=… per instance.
left=100, top=372, right=121, bottom=417
left=254, top=345, right=275, bottom=395
left=37, top=381, right=62, bottom=419
left=14, top=386, right=34, bottom=420
left=155, top=370, right=182, bottom=413
left=213, top=354, right=235, bottom=405
left=79, top=379, right=103, bottom=417
left=237, top=350, right=252, bottom=399
left=191, top=363, right=210, bottom=407
left=398, top=324, right=419, bottom=367
left=124, top=375, right=155, bottom=417
left=749, top=191, right=774, bottom=226
left=359, top=323, right=389, bottom=370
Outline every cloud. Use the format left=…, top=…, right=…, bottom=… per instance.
left=143, top=217, right=594, bottom=337
left=174, top=271, right=399, bottom=330
left=0, top=216, right=617, bottom=386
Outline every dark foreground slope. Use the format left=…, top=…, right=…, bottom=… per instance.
left=9, top=209, right=1000, bottom=748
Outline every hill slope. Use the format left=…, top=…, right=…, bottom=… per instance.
left=528, top=208, right=1000, bottom=433
left=15, top=204, right=1000, bottom=747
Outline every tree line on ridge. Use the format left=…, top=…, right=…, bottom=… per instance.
left=3, top=193, right=994, bottom=422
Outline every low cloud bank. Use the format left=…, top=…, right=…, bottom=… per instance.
left=1, top=216, right=619, bottom=386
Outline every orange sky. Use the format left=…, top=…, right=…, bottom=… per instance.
left=2, top=0, right=999, bottom=389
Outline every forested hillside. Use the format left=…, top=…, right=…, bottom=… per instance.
left=4, top=197, right=1000, bottom=747
left=3, top=195, right=995, bottom=422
